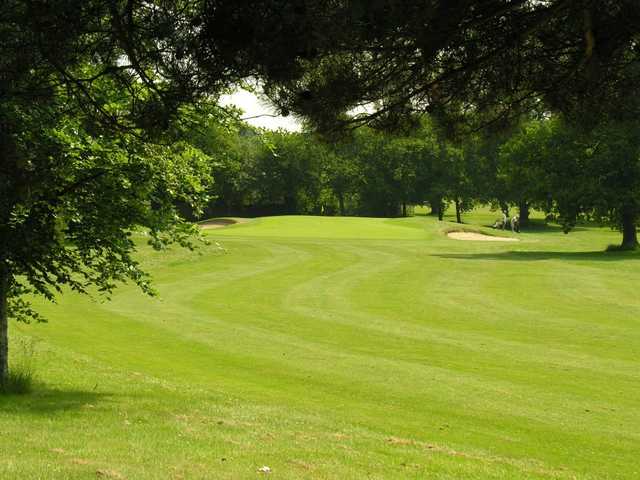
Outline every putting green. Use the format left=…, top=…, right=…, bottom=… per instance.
left=1, top=210, right=638, bottom=479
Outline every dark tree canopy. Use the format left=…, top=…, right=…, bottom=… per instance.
left=253, top=1, right=640, bottom=129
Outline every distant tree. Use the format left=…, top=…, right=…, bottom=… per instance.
left=418, top=116, right=479, bottom=224
left=497, top=119, right=556, bottom=226
left=249, top=131, right=324, bottom=215
left=347, top=130, right=396, bottom=217
left=341, top=129, right=427, bottom=217
left=320, top=145, right=358, bottom=216
left=383, top=137, right=425, bottom=217
left=538, top=120, right=640, bottom=248
left=181, top=115, right=264, bottom=217
left=448, top=141, right=480, bottom=224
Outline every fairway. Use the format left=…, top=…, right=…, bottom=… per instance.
left=1, top=211, right=639, bottom=479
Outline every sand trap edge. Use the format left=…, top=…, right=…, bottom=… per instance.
left=447, top=231, right=519, bottom=242
left=199, top=218, right=251, bottom=230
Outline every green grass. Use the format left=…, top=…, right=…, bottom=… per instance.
left=1, top=207, right=639, bottom=479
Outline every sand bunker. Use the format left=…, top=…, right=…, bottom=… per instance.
left=447, top=231, right=519, bottom=242
left=199, top=218, right=249, bottom=230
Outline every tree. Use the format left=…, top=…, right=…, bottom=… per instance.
left=248, top=131, right=324, bottom=215
left=497, top=119, right=556, bottom=226
left=0, top=0, right=258, bottom=384
left=178, top=114, right=263, bottom=217
left=340, top=129, right=422, bottom=218
left=534, top=119, right=640, bottom=248
left=321, top=147, right=358, bottom=216
left=0, top=98, right=211, bottom=384
left=414, top=115, right=479, bottom=224
left=382, top=137, right=426, bottom=217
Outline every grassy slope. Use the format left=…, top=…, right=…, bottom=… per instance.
left=1, top=209, right=639, bottom=479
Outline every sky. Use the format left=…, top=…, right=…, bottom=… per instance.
left=219, top=89, right=302, bottom=132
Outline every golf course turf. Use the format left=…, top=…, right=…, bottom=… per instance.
left=1, top=210, right=638, bottom=479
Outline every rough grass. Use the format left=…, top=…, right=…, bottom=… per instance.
left=1, top=207, right=639, bottom=479
left=0, top=368, right=35, bottom=395
left=1, top=338, right=36, bottom=395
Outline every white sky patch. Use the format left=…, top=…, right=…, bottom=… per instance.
left=220, top=88, right=302, bottom=132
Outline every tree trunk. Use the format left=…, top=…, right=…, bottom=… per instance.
left=0, top=116, right=12, bottom=386
left=402, top=202, right=407, bottom=217
left=518, top=201, right=530, bottom=226
left=455, top=198, right=462, bottom=223
left=429, top=196, right=441, bottom=216
left=338, top=192, right=345, bottom=216
left=0, top=263, right=9, bottom=385
left=545, top=194, right=553, bottom=222
left=621, top=208, right=638, bottom=250
left=284, top=194, right=297, bottom=214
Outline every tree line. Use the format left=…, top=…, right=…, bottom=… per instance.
left=185, top=113, right=640, bottom=243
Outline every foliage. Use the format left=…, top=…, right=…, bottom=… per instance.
left=543, top=121, right=640, bottom=247
left=259, top=2, right=640, bottom=132
left=251, top=131, right=325, bottom=214
left=497, top=119, right=556, bottom=218
left=1, top=96, right=212, bottom=324
left=0, top=0, right=226, bottom=380
left=494, top=117, right=640, bottom=248
left=182, top=116, right=492, bottom=221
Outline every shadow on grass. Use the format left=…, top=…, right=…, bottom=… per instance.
left=0, top=386, right=110, bottom=414
left=433, top=250, right=639, bottom=262
left=482, top=220, right=588, bottom=235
